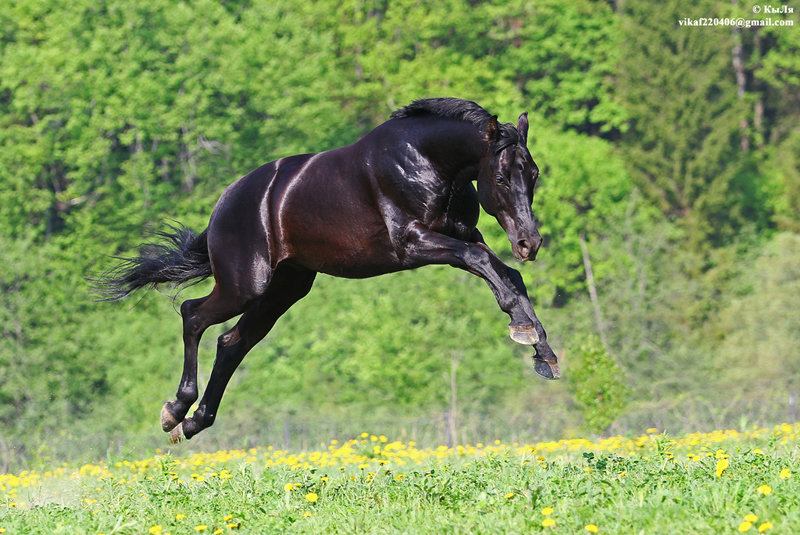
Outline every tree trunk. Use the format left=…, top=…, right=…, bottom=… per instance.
left=579, top=230, right=609, bottom=349
left=731, top=11, right=750, bottom=151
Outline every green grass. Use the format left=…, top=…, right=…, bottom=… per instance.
left=2, top=426, right=799, bottom=534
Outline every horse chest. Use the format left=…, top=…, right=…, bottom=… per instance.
left=431, top=184, right=480, bottom=240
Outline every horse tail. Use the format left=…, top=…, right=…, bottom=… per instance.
left=94, top=223, right=213, bottom=301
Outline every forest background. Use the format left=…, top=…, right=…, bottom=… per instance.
left=1, top=0, right=798, bottom=470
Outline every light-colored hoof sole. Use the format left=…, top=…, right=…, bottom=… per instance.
left=169, top=422, right=184, bottom=444
left=509, top=324, right=539, bottom=345
left=161, top=403, right=180, bottom=432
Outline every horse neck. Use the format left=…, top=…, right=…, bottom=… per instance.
left=414, top=119, right=487, bottom=184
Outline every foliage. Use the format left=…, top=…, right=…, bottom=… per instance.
left=0, top=0, right=799, bottom=464
left=618, top=0, right=759, bottom=247
left=714, top=233, right=800, bottom=392
left=565, top=337, right=628, bottom=435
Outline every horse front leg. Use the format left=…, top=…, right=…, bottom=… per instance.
left=402, top=224, right=559, bottom=379
left=467, top=229, right=544, bottom=345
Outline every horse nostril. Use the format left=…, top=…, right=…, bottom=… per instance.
left=517, top=239, right=531, bottom=255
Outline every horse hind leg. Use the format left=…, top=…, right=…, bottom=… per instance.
left=160, top=283, right=253, bottom=433
left=169, top=266, right=316, bottom=442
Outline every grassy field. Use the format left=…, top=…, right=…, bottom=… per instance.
left=1, top=424, right=799, bottom=534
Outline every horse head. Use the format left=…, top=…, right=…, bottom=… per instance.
left=477, top=112, right=542, bottom=262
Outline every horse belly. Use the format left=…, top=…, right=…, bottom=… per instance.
left=286, top=216, right=400, bottom=278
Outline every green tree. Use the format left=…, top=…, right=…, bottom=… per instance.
left=617, top=0, right=755, bottom=246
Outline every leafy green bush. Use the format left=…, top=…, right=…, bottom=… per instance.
left=567, top=337, right=628, bottom=435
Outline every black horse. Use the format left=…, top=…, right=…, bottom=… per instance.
left=99, top=98, right=560, bottom=443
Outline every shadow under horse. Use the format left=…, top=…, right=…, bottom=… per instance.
left=98, top=98, right=560, bottom=443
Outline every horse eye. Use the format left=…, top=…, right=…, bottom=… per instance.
left=495, top=173, right=508, bottom=186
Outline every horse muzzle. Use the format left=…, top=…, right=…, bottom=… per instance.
left=512, top=232, right=542, bottom=262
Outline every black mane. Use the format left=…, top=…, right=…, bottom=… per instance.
left=391, top=98, right=492, bottom=129
left=391, top=98, right=519, bottom=146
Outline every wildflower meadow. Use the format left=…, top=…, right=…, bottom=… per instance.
left=1, top=424, right=799, bottom=534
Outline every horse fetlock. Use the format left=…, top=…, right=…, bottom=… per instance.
left=180, top=416, right=207, bottom=440
left=176, top=385, right=198, bottom=404
left=509, top=323, right=539, bottom=345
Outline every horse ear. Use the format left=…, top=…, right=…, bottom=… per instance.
left=485, top=115, right=500, bottom=142
left=517, top=112, right=529, bottom=145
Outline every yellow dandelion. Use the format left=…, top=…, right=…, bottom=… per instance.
left=715, top=458, right=730, bottom=477
left=149, top=526, right=163, bottom=535
left=780, top=468, right=791, bottom=479
left=305, top=492, right=319, bottom=503
left=756, top=484, right=772, bottom=495
left=758, top=521, right=773, bottom=532
left=214, top=530, right=224, bottom=535
left=541, top=507, right=554, bottom=515
left=223, top=515, right=233, bottom=521
left=227, top=524, right=240, bottom=529
left=284, top=483, right=296, bottom=492
left=194, top=526, right=207, bottom=533
left=585, top=525, right=599, bottom=533
left=176, top=514, right=185, bottom=520
left=542, top=518, right=556, bottom=527
left=739, top=521, right=753, bottom=532
left=303, top=511, right=312, bottom=518
left=646, top=428, right=658, bottom=434
left=753, top=449, right=764, bottom=455
left=504, top=493, right=515, bottom=499
left=745, top=514, right=758, bottom=523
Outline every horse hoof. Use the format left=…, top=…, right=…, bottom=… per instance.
left=168, top=422, right=184, bottom=444
left=533, top=356, right=560, bottom=380
left=161, top=403, right=180, bottom=432
left=509, top=324, right=539, bottom=345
